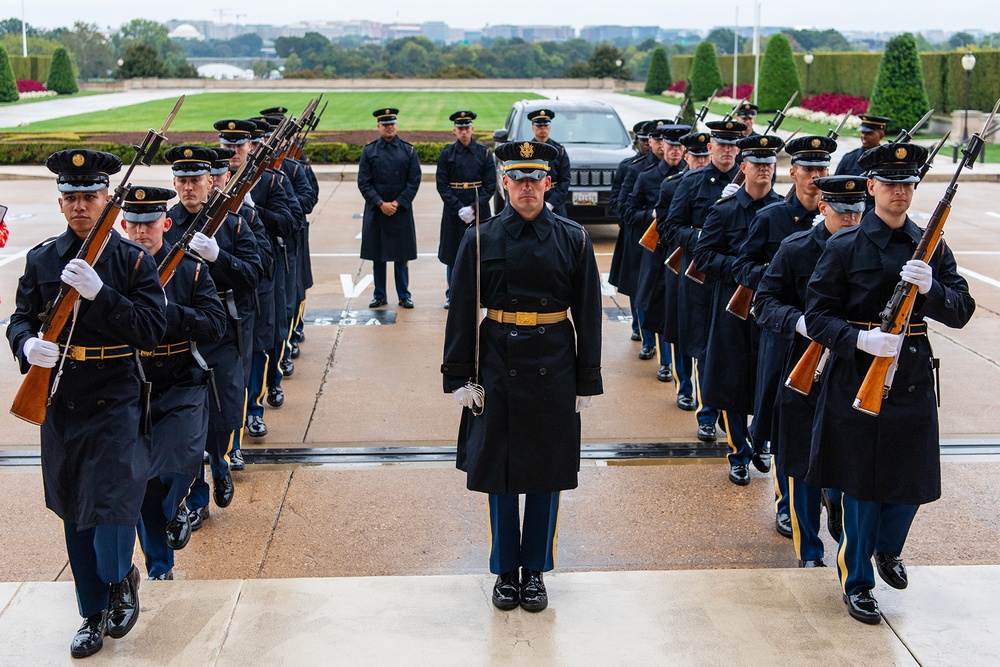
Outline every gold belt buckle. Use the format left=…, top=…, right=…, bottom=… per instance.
left=515, top=311, right=537, bottom=327
left=139, top=349, right=155, bottom=357
left=68, top=345, right=86, bottom=361
left=462, top=182, right=469, bottom=189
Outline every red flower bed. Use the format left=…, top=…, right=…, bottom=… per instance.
left=720, top=83, right=754, bottom=100
left=16, top=80, right=48, bottom=93
left=801, top=93, right=868, bottom=115
left=667, top=80, right=686, bottom=93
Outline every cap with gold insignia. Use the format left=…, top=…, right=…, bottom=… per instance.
left=46, top=149, right=122, bottom=193
left=164, top=146, right=216, bottom=177
left=681, top=132, right=711, bottom=156
left=527, top=109, right=555, bottom=126
left=122, top=185, right=176, bottom=223
left=859, top=142, right=928, bottom=183
left=260, top=106, right=288, bottom=117
left=373, top=108, right=399, bottom=125
left=652, top=124, right=692, bottom=145
left=784, top=135, right=838, bottom=167
left=813, top=176, right=868, bottom=213
left=633, top=120, right=651, bottom=139
left=211, top=148, right=235, bottom=176
left=705, top=119, right=747, bottom=145
left=214, top=118, right=257, bottom=146
left=449, top=110, right=477, bottom=127
left=736, top=102, right=759, bottom=119
left=738, top=134, right=785, bottom=164
left=246, top=118, right=270, bottom=140
left=858, top=114, right=890, bottom=134
left=494, top=140, right=559, bottom=180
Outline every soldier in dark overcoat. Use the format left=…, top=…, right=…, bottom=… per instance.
left=435, top=110, right=496, bottom=309
left=358, top=107, right=421, bottom=308
left=804, top=144, right=975, bottom=624
left=442, top=140, right=602, bottom=614
left=7, top=150, right=167, bottom=657
left=527, top=109, right=571, bottom=218
left=834, top=114, right=888, bottom=178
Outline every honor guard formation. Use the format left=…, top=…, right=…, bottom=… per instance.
left=4, top=94, right=987, bottom=658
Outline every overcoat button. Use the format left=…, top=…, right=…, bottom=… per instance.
left=540, top=298, right=548, bottom=305
left=155, top=360, right=163, bottom=368
left=908, top=385, right=916, bottom=393
left=67, top=401, right=75, bottom=409
left=511, top=331, right=518, bottom=337
left=538, top=327, right=545, bottom=334
left=509, top=369, right=517, bottom=377
left=97, top=400, right=106, bottom=407
left=908, top=346, right=917, bottom=353
left=539, top=368, right=547, bottom=375
left=96, top=362, right=104, bottom=370
left=510, top=298, right=518, bottom=305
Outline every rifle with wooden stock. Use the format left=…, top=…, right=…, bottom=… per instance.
left=10, top=96, right=185, bottom=425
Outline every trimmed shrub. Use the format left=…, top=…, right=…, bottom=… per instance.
left=757, top=34, right=801, bottom=112
left=644, top=47, right=671, bottom=94
left=9, top=55, right=52, bottom=82
left=46, top=47, right=78, bottom=95
left=0, top=45, right=19, bottom=103
left=868, top=33, right=931, bottom=134
left=688, top=42, right=724, bottom=101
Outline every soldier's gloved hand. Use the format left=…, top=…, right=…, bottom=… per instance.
left=243, top=192, right=256, bottom=208
left=900, top=259, right=933, bottom=295
left=190, top=232, right=220, bottom=262
left=795, top=315, right=809, bottom=338
left=61, top=259, right=103, bottom=300
left=545, top=202, right=554, bottom=211
left=856, top=329, right=903, bottom=357
left=575, top=396, right=592, bottom=412
left=23, top=335, right=59, bottom=368
left=458, top=206, right=475, bottom=223
left=721, top=182, right=741, bottom=198
left=452, top=386, right=483, bottom=410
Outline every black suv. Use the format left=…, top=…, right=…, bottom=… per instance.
left=493, top=99, right=635, bottom=222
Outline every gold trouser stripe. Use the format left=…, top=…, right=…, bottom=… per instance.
left=789, top=477, right=803, bottom=559
left=772, top=466, right=785, bottom=512
left=722, top=411, right=738, bottom=457
left=551, top=491, right=561, bottom=569
left=838, top=494, right=850, bottom=593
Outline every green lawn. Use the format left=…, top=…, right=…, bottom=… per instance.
left=2, top=91, right=545, bottom=133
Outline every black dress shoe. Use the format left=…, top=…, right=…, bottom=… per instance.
left=728, top=464, right=750, bottom=486
left=798, top=559, right=826, bottom=568
left=266, top=386, right=284, bottom=408
left=107, top=564, right=140, bottom=639
left=213, top=473, right=235, bottom=508
left=188, top=506, right=209, bottom=531
left=843, top=590, right=881, bottom=625
left=443, top=299, right=450, bottom=310
left=697, top=423, right=717, bottom=442
left=290, top=340, right=300, bottom=359
left=246, top=415, right=268, bottom=438
left=148, top=570, right=174, bottom=581
left=491, top=570, right=519, bottom=610
left=165, top=503, right=191, bottom=550
left=279, top=358, right=294, bottom=377
left=751, top=440, right=772, bottom=473
left=630, top=331, right=641, bottom=341
left=656, top=365, right=673, bottom=382
left=369, top=297, right=387, bottom=308
left=229, top=449, right=245, bottom=471
left=874, top=552, right=908, bottom=589
left=638, top=346, right=655, bottom=360
left=398, top=298, right=414, bottom=308
left=70, top=610, right=108, bottom=658
left=520, top=569, right=548, bottom=612
left=821, top=488, right=843, bottom=542
left=677, top=394, right=697, bottom=411
left=775, top=512, right=793, bottom=538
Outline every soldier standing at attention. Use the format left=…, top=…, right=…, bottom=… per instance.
left=835, top=114, right=889, bottom=177
left=804, top=144, right=974, bottom=624
left=435, top=110, right=496, bottom=310
left=527, top=109, right=571, bottom=218
left=358, top=108, right=421, bottom=309
left=7, top=150, right=167, bottom=658
left=442, top=140, right=602, bottom=613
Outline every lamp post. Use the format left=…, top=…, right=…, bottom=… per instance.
left=961, top=49, right=976, bottom=145
left=804, top=52, right=814, bottom=96
left=614, top=58, right=623, bottom=88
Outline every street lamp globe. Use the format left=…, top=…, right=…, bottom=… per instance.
left=961, top=49, right=976, bottom=72
left=803, top=52, right=814, bottom=65
left=803, top=52, right=814, bottom=95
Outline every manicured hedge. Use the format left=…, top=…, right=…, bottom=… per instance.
left=9, top=55, right=52, bottom=83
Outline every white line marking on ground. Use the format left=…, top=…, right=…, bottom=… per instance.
left=958, top=266, right=1000, bottom=289
left=0, top=249, right=29, bottom=268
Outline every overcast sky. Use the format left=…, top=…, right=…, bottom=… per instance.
left=19, top=1, right=988, bottom=35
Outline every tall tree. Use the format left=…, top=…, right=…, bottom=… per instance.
left=0, top=45, right=18, bottom=102
left=644, top=46, right=671, bottom=94
left=868, top=33, right=931, bottom=134
left=757, top=33, right=801, bottom=111
left=119, top=42, right=164, bottom=79
left=688, top=41, right=724, bottom=101
left=589, top=44, right=629, bottom=79
left=55, top=22, right=114, bottom=80
left=47, top=46, right=78, bottom=93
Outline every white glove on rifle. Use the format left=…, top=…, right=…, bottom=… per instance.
left=575, top=396, right=592, bottom=412
left=190, top=232, right=220, bottom=262
left=721, top=182, right=741, bottom=198
left=458, top=206, right=475, bottom=224
left=856, top=329, right=903, bottom=358
left=794, top=315, right=809, bottom=338
left=452, top=386, right=483, bottom=410
left=23, top=335, right=59, bottom=368
left=60, top=259, right=103, bottom=300
left=900, top=259, right=932, bottom=295
left=243, top=192, right=256, bottom=209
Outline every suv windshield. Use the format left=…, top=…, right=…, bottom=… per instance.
left=515, top=110, right=630, bottom=145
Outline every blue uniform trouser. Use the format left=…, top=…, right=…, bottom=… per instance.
left=655, top=335, right=671, bottom=368
left=774, top=469, right=790, bottom=518
left=789, top=476, right=825, bottom=562
left=634, top=307, right=656, bottom=349
left=629, top=303, right=640, bottom=336
left=488, top=492, right=560, bottom=575
left=445, top=264, right=453, bottom=299
left=670, top=344, right=694, bottom=396
left=837, top=495, right=919, bottom=596
left=246, top=350, right=269, bottom=419
left=187, top=430, right=233, bottom=511
left=64, top=523, right=135, bottom=618
left=692, top=356, right=718, bottom=427
left=373, top=261, right=410, bottom=301
left=137, top=473, right=195, bottom=578
left=721, top=411, right=752, bottom=466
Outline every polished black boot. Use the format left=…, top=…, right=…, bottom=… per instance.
left=821, top=488, right=843, bottom=542
left=165, top=502, right=191, bottom=550
left=775, top=512, right=793, bottom=538
left=491, top=570, right=519, bottom=610
left=107, top=564, right=140, bottom=639
left=70, top=610, right=108, bottom=658
left=520, top=568, right=548, bottom=612
left=874, top=552, right=908, bottom=589
left=843, top=589, right=881, bottom=625
left=213, top=473, right=234, bottom=508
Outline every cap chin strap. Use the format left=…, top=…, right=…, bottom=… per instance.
left=466, top=183, right=485, bottom=417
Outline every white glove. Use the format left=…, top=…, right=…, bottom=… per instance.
left=458, top=206, right=475, bottom=224
left=452, top=386, right=483, bottom=410
left=856, top=329, right=903, bottom=357
left=721, top=182, right=741, bottom=198
left=575, top=396, right=592, bottom=412
left=61, top=259, right=103, bottom=300
left=795, top=315, right=809, bottom=338
left=900, top=259, right=932, bottom=295
left=545, top=201, right=554, bottom=211
left=243, top=192, right=256, bottom=209
left=190, top=232, right=220, bottom=262
left=23, top=335, right=59, bottom=368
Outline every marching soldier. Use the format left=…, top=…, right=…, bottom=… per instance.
left=835, top=114, right=889, bottom=177
left=736, top=102, right=760, bottom=138
left=442, top=140, right=602, bottom=613
left=358, top=107, right=421, bottom=308
left=435, top=110, right=496, bottom=309
left=7, top=150, right=167, bottom=657
left=804, top=144, right=974, bottom=623
left=165, top=146, right=262, bottom=529
left=122, top=186, right=227, bottom=580
left=693, top=134, right=784, bottom=485
left=609, top=120, right=650, bottom=216
left=527, top=109, right=571, bottom=218
left=754, top=175, right=866, bottom=568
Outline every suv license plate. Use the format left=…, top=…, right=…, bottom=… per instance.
left=572, top=191, right=598, bottom=205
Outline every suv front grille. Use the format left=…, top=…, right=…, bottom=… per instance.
left=569, top=169, right=614, bottom=187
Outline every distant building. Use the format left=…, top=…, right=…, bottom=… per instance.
left=481, top=24, right=575, bottom=42
left=421, top=21, right=450, bottom=44
left=580, top=26, right=660, bottom=44
left=168, top=23, right=204, bottom=41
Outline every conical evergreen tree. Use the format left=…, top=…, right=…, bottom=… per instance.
left=689, top=42, right=724, bottom=101
left=757, top=34, right=801, bottom=112
left=868, top=33, right=931, bottom=134
left=47, top=47, right=79, bottom=94
left=0, top=45, right=19, bottom=103
left=644, top=47, right=671, bottom=94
